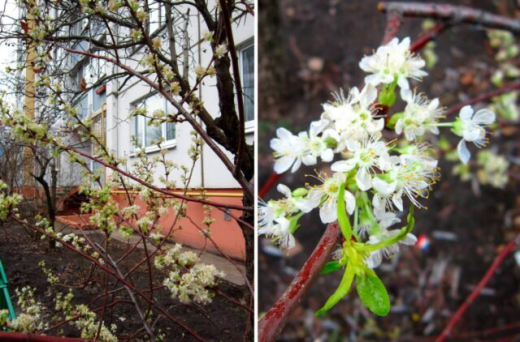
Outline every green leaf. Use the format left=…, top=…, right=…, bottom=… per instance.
left=356, top=270, right=390, bottom=316
left=321, top=261, right=343, bottom=274
left=337, top=183, right=352, bottom=240
left=316, top=265, right=355, bottom=317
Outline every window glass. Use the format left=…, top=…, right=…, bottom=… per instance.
left=145, top=95, right=163, bottom=146
left=133, top=94, right=176, bottom=148
left=241, top=44, right=254, bottom=122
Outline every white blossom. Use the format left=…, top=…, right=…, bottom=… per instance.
left=456, top=106, right=496, bottom=164
left=365, top=209, right=417, bottom=268
left=331, top=134, right=390, bottom=191
left=396, top=89, right=443, bottom=141
left=304, top=172, right=356, bottom=224
left=359, top=37, right=427, bottom=90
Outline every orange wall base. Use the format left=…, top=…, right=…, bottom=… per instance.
left=111, top=189, right=246, bottom=261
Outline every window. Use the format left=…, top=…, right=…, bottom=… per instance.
left=133, top=94, right=176, bottom=150
left=240, top=43, right=254, bottom=129
left=91, top=109, right=105, bottom=186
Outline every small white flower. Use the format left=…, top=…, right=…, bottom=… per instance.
left=258, top=217, right=295, bottom=249
left=359, top=37, right=427, bottom=90
left=456, top=106, right=496, bottom=164
left=298, top=119, right=335, bottom=165
left=304, top=172, right=356, bottom=224
left=372, top=146, right=438, bottom=211
left=331, top=134, right=390, bottom=191
left=322, top=85, right=384, bottom=145
left=396, top=89, right=443, bottom=141
left=270, top=127, right=304, bottom=173
left=270, top=121, right=334, bottom=174
left=215, top=44, right=227, bottom=58
left=365, top=209, right=417, bottom=269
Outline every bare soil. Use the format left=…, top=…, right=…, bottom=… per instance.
left=0, top=221, right=248, bottom=341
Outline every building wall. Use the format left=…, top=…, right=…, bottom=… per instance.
left=54, top=2, right=253, bottom=259
left=104, top=3, right=254, bottom=190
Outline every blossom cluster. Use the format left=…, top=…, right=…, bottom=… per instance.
left=260, top=37, right=497, bottom=316
left=155, top=244, right=225, bottom=305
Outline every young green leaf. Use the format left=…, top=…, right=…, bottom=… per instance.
left=316, top=265, right=355, bottom=317
left=337, top=183, right=352, bottom=241
left=321, top=261, right=343, bottom=275
left=356, top=269, right=390, bottom=316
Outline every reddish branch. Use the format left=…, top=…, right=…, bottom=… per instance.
left=258, top=172, right=284, bottom=198
left=382, top=11, right=403, bottom=45
left=436, top=235, right=520, bottom=342
left=378, top=2, right=520, bottom=34
left=446, top=80, right=520, bottom=115
left=0, top=332, right=84, bottom=341
left=258, top=223, right=341, bottom=342
left=410, top=23, right=447, bottom=53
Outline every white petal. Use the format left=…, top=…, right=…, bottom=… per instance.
left=302, top=154, right=317, bottom=166
left=344, top=190, right=356, bottom=215
left=356, top=168, right=372, bottom=191
left=365, top=74, right=383, bottom=86
left=459, top=105, right=474, bottom=121
left=373, top=177, right=396, bottom=196
left=276, top=184, right=292, bottom=198
left=401, top=233, right=417, bottom=246
left=310, top=119, right=329, bottom=137
left=400, top=88, right=413, bottom=103
left=321, top=149, right=334, bottom=162
left=463, top=126, right=482, bottom=142
left=346, top=139, right=361, bottom=151
left=473, top=109, right=495, bottom=125
left=320, top=199, right=337, bottom=223
left=331, top=159, right=356, bottom=172
left=397, top=76, right=409, bottom=90
left=274, top=156, right=295, bottom=174
left=457, top=139, right=471, bottom=164
left=290, top=157, right=302, bottom=173
left=392, top=194, right=404, bottom=211
left=366, top=251, right=382, bottom=269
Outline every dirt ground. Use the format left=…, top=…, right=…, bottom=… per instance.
left=259, top=0, right=520, bottom=340
left=0, top=221, right=248, bottom=341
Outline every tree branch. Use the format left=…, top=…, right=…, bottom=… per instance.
left=378, top=2, right=520, bottom=34
left=258, top=223, right=341, bottom=342
left=436, top=234, right=520, bottom=342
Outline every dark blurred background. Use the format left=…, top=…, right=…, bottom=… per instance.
left=258, top=0, right=520, bottom=340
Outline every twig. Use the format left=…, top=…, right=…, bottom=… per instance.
left=436, top=234, right=520, bottom=342
left=446, top=80, right=520, bottom=115
left=410, top=23, right=447, bottom=53
left=258, top=223, right=341, bottom=342
left=378, top=2, right=520, bottom=34
left=381, top=11, right=403, bottom=45
left=258, top=172, right=284, bottom=198
left=0, top=332, right=85, bottom=341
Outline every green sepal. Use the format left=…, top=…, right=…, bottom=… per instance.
left=321, top=261, right=343, bottom=275
left=356, top=268, right=390, bottom=316
left=378, top=89, right=396, bottom=107
left=316, top=265, right=355, bottom=316
left=386, top=112, right=403, bottom=130
left=324, top=137, right=338, bottom=149
left=292, top=187, right=309, bottom=198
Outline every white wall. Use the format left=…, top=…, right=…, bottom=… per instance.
left=106, top=2, right=254, bottom=190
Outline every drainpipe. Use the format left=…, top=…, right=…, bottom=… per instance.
left=197, top=11, right=205, bottom=189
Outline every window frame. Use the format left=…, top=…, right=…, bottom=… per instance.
left=238, top=41, right=255, bottom=133
left=132, top=93, right=177, bottom=154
